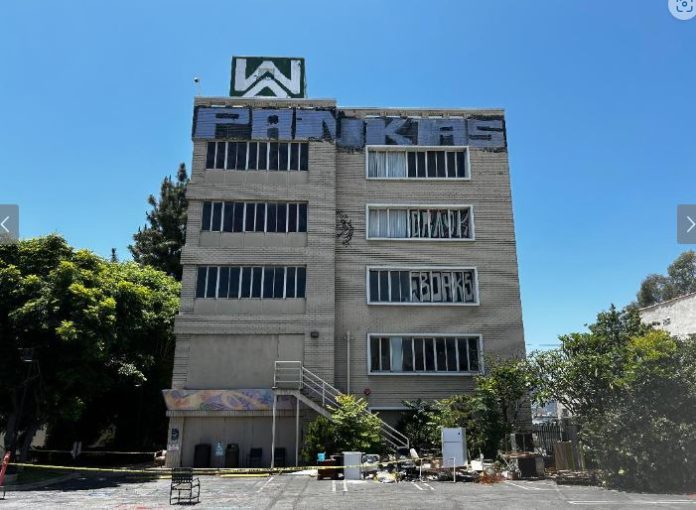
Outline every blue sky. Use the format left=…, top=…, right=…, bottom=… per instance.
left=2, top=1, right=695, bottom=350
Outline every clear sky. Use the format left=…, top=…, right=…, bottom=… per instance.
left=2, top=1, right=695, bottom=350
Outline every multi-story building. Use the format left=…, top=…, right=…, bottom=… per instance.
left=640, top=292, right=696, bottom=339
left=163, top=57, right=525, bottom=468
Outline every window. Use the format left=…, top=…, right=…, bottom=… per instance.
left=367, top=205, right=473, bottom=240
left=369, top=335, right=482, bottom=374
left=206, top=141, right=308, bottom=171
left=200, top=201, right=308, bottom=233
left=367, top=147, right=468, bottom=179
left=195, top=266, right=306, bottom=299
left=367, top=268, right=478, bottom=305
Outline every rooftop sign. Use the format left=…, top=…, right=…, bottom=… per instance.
left=230, top=56, right=306, bottom=98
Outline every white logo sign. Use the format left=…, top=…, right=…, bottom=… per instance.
left=231, top=57, right=305, bottom=98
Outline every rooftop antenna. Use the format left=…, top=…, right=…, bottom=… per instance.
left=193, top=76, right=203, bottom=96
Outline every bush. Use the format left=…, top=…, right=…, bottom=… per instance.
left=302, top=395, right=383, bottom=462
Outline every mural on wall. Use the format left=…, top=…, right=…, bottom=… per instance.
left=193, top=106, right=506, bottom=150
left=162, top=389, right=294, bottom=412
left=230, top=57, right=306, bottom=98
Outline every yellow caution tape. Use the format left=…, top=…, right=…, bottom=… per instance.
left=10, top=456, right=439, bottom=476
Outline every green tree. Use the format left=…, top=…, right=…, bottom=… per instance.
left=129, top=163, right=189, bottom=280
left=528, top=306, right=696, bottom=492
left=302, top=395, right=383, bottom=461
left=0, top=235, right=180, bottom=459
left=636, top=251, right=696, bottom=307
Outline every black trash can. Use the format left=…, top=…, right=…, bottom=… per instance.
left=193, top=443, right=211, bottom=468
left=225, top=443, right=240, bottom=468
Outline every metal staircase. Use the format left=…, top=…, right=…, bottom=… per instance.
left=273, top=361, right=409, bottom=450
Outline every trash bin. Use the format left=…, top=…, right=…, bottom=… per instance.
left=225, top=443, right=239, bottom=468
left=193, top=443, right=211, bottom=468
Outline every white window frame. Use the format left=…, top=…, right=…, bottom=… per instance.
left=367, top=333, right=484, bottom=376
left=364, top=145, right=471, bottom=181
left=365, top=204, right=475, bottom=241
left=366, top=266, right=480, bottom=306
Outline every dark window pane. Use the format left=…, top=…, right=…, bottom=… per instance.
left=290, top=143, right=299, bottom=170
left=456, top=151, right=466, bottom=177
left=236, top=142, right=247, bottom=170
left=402, top=339, right=414, bottom=372
left=215, top=142, right=226, bottom=169
left=379, top=271, right=389, bottom=302
left=269, top=142, right=279, bottom=170
left=286, top=267, right=296, bottom=297
left=228, top=267, right=240, bottom=298
left=446, top=338, right=457, bottom=371
left=296, top=267, right=306, bottom=298
left=410, top=272, right=420, bottom=302
left=299, top=143, right=308, bottom=170
left=206, top=266, right=218, bottom=298
left=279, top=142, right=289, bottom=170
left=417, top=152, right=426, bottom=177
left=414, top=338, right=425, bottom=371
left=436, top=338, right=447, bottom=371
left=251, top=267, right=262, bottom=298
left=390, top=271, right=401, bottom=303
left=407, top=152, right=417, bottom=177
left=276, top=203, right=287, bottom=233
left=218, top=267, right=230, bottom=298
left=446, top=152, right=456, bottom=178
left=468, top=338, right=480, bottom=371
left=273, top=267, right=285, bottom=298
left=399, top=271, right=410, bottom=302
left=457, top=338, right=469, bottom=371
left=369, top=271, right=379, bottom=302
left=370, top=337, right=380, bottom=371
left=298, top=203, right=307, bottom=232
left=380, top=337, right=391, bottom=371
left=233, top=203, right=244, bottom=232
left=248, top=142, right=258, bottom=170
left=226, top=142, right=237, bottom=169
left=206, top=142, right=216, bottom=169
left=223, top=202, right=234, bottom=232
left=436, top=151, right=446, bottom=178
left=427, top=151, right=437, bottom=178
left=241, top=267, right=252, bottom=298
left=196, top=267, right=207, bottom=298
left=255, top=203, right=265, bottom=232
left=258, top=142, right=268, bottom=169
left=425, top=338, right=435, bottom=371
left=266, top=203, right=277, bottom=233
left=245, top=203, right=255, bottom=231
left=288, top=204, right=298, bottom=232
left=201, top=202, right=212, bottom=231
left=211, top=202, right=222, bottom=231
left=263, top=267, right=274, bottom=298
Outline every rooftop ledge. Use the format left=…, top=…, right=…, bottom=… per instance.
left=193, top=97, right=505, bottom=116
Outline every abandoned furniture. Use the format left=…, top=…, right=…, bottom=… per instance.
left=169, top=467, right=200, bottom=505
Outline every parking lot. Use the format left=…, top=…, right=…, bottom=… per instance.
left=3, top=473, right=696, bottom=509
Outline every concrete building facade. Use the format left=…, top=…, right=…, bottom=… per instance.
left=164, top=58, right=525, bottom=468
left=640, top=292, right=696, bottom=339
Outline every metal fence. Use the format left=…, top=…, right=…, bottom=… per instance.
left=532, top=420, right=584, bottom=470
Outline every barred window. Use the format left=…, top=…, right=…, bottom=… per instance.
left=368, top=268, right=478, bottom=304
left=367, top=148, right=467, bottom=179
left=206, top=141, right=308, bottom=171
left=369, top=335, right=481, bottom=373
left=367, top=206, right=473, bottom=240
left=201, top=202, right=307, bottom=233
left=195, top=266, right=306, bottom=299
